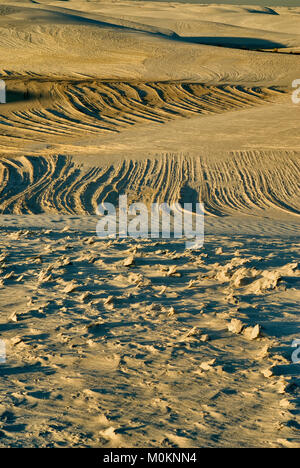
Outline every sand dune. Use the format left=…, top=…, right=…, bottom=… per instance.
left=0, top=149, right=299, bottom=217
left=0, top=80, right=298, bottom=218
left=0, top=80, right=287, bottom=138
left=0, top=0, right=299, bottom=449
left=0, top=2, right=300, bottom=82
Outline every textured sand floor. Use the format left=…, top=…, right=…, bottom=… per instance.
left=0, top=221, right=299, bottom=447
left=0, top=0, right=299, bottom=448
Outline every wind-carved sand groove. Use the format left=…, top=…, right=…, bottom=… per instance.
left=0, top=81, right=287, bottom=139
left=0, top=81, right=295, bottom=216
left=0, top=151, right=299, bottom=216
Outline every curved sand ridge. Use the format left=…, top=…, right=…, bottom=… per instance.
left=0, top=80, right=287, bottom=138
left=0, top=150, right=299, bottom=216
left=0, top=1, right=300, bottom=450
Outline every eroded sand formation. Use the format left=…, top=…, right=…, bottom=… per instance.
left=0, top=0, right=299, bottom=448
